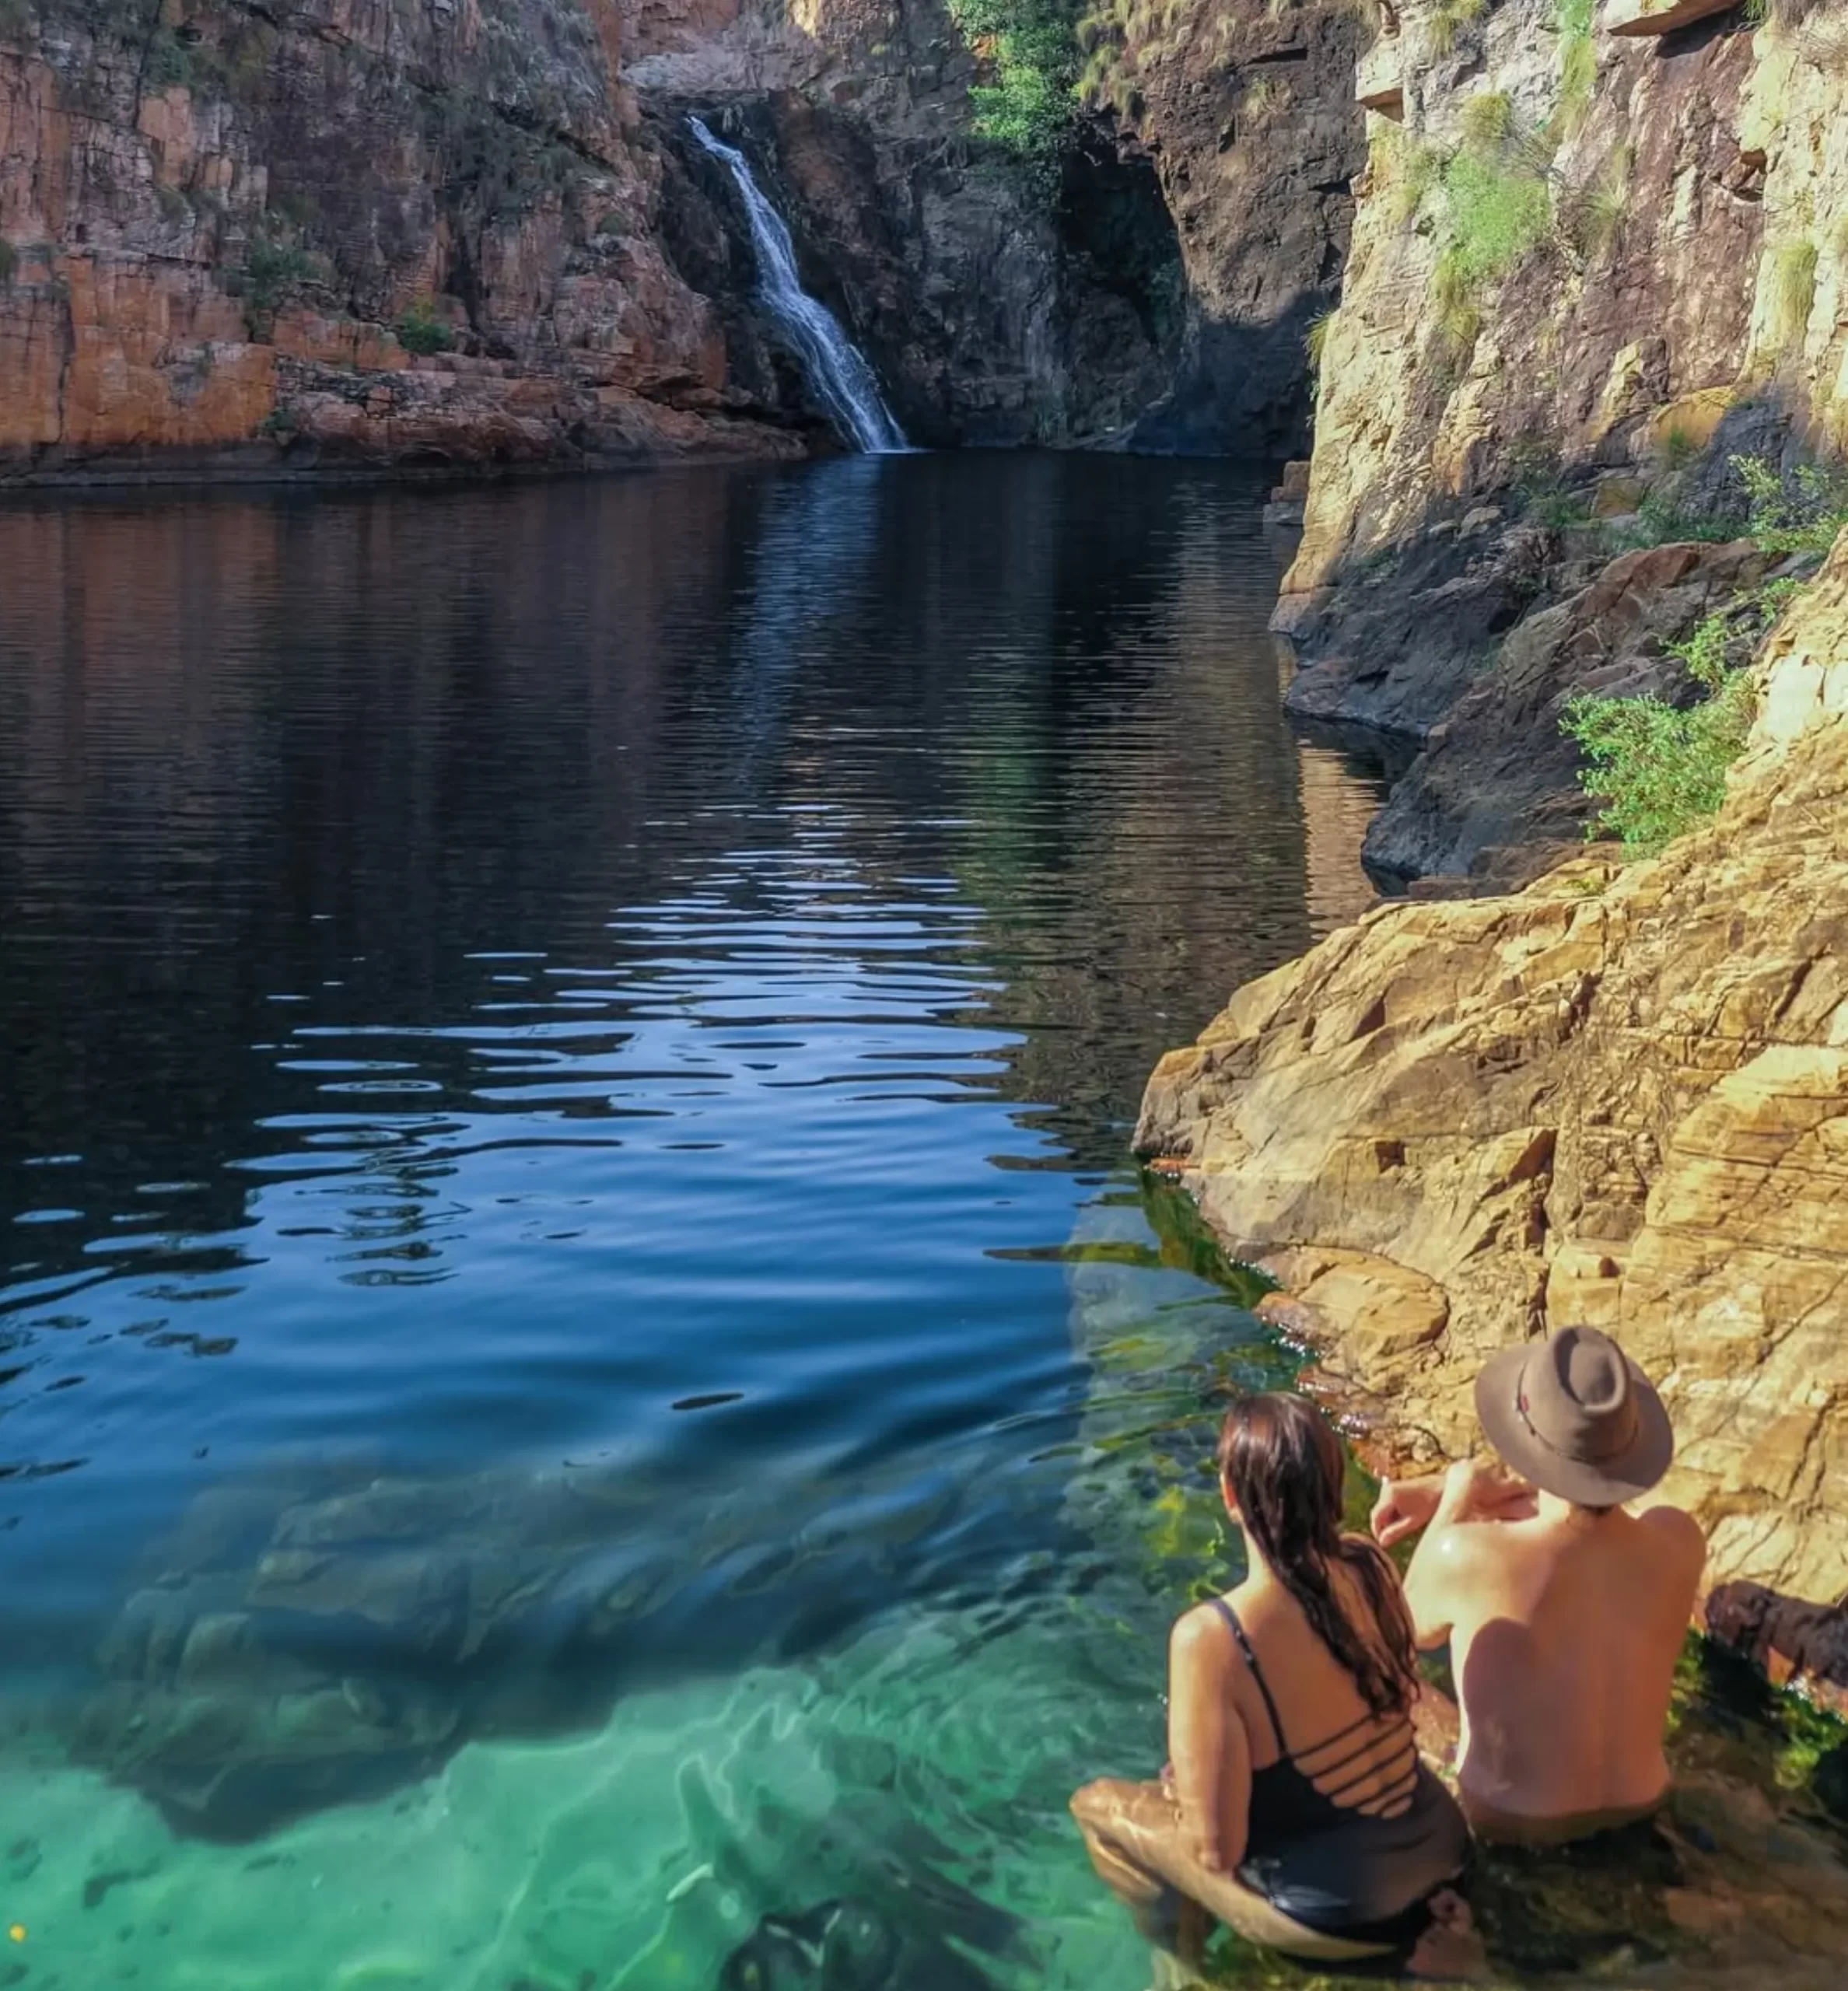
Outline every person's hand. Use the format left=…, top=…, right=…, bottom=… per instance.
left=1440, top=1453, right=1535, bottom=1523
left=1370, top=1473, right=1444, bottom=1547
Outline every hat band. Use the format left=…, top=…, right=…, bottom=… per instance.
left=1516, top=1383, right=1639, bottom=1465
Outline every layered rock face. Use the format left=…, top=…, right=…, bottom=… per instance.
left=0, top=0, right=1181, bottom=474
left=1139, top=532, right=1848, bottom=1634
left=0, top=0, right=803, bottom=474
left=1274, top=0, right=1848, bottom=875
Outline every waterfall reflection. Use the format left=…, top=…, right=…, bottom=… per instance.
left=0, top=461, right=1387, bottom=1858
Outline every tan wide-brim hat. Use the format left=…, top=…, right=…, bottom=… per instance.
left=1475, top=1324, right=1674, bottom=1507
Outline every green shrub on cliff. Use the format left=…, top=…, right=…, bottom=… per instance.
left=1441, top=152, right=1552, bottom=284
left=947, top=0, right=1082, bottom=183
left=227, top=229, right=316, bottom=341
left=1736, top=454, right=1848, bottom=556
left=394, top=299, right=454, bottom=356
left=1563, top=579, right=1805, bottom=849
left=0, top=239, right=15, bottom=285
left=1563, top=669, right=1755, bottom=851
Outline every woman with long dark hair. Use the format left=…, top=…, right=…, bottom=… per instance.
left=1072, top=1394, right=1474, bottom=1974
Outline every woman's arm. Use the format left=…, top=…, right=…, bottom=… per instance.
left=1165, top=1607, right=1251, bottom=1876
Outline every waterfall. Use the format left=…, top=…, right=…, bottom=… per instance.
left=687, top=115, right=908, bottom=457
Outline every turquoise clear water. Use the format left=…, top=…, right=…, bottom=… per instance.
left=0, top=457, right=1382, bottom=1989
left=2, top=457, right=1846, bottom=1991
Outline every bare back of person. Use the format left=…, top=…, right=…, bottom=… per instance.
left=1405, top=1467, right=1705, bottom=1839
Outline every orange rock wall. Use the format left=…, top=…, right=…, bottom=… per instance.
left=0, top=0, right=801, bottom=474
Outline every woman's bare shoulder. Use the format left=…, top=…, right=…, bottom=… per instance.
left=1170, top=1593, right=1237, bottom=1660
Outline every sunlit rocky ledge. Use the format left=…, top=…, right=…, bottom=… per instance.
left=1605, top=0, right=1738, bottom=37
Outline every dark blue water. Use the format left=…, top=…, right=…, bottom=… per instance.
left=0, top=453, right=1397, bottom=1986
left=4, top=457, right=1847, bottom=1991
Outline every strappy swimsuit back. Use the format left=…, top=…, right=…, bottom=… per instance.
left=1212, top=1597, right=1419, bottom=1835
left=1211, top=1597, right=1468, bottom=1943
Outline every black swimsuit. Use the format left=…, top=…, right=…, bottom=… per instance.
left=1213, top=1598, right=1470, bottom=1945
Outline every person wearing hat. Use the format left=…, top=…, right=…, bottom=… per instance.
left=1368, top=1324, right=1706, bottom=1846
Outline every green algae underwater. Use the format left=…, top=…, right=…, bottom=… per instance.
left=6, top=1186, right=1848, bottom=1991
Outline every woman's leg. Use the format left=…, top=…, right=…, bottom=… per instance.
left=1070, top=1779, right=1192, bottom=1953
left=1069, top=1779, right=1393, bottom=1967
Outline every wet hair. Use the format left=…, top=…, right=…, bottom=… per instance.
left=1216, top=1393, right=1419, bottom=1717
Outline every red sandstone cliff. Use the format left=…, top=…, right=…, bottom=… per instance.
left=0, top=0, right=831, bottom=473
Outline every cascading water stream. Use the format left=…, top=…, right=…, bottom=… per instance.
left=687, top=114, right=909, bottom=456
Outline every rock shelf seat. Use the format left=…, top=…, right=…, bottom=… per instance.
left=1604, top=0, right=1738, bottom=35
left=1137, top=533, right=1848, bottom=1642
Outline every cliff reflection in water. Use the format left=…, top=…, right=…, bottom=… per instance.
left=0, top=458, right=1388, bottom=1849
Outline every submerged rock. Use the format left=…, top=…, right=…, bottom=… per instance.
left=719, top=1900, right=898, bottom=1990
left=70, top=1443, right=1018, bottom=1836
left=716, top=1894, right=1008, bottom=1991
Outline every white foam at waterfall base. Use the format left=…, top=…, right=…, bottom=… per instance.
left=688, top=117, right=909, bottom=457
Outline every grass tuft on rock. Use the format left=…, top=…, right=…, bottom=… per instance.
left=1430, top=247, right=1482, bottom=359
left=1459, top=89, right=1515, bottom=153
left=1428, top=0, right=1485, bottom=56
left=1306, top=307, right=1336, bottom=372
left=1556, top=0, right=1596, bottom=131
left=1745, top=0, right=1833, bottom=26
left=1561, top=144, right=1630, bottom=263
left=1766, top=237, right=1818, bottom=352
left=1377, top=129, right=1445, bottom=225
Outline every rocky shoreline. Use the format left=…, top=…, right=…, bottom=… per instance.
left=1142, top=528, right=1848, bottom=1704
left=1137, top=0, right=1848, bottom=1707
